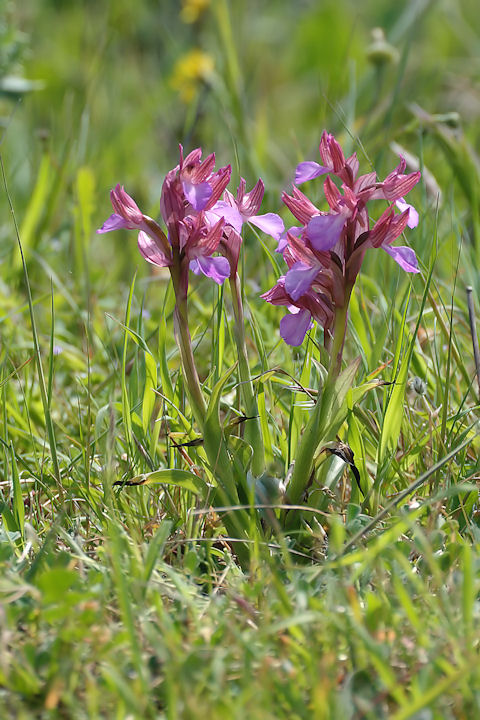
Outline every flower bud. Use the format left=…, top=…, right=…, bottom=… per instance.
left=367, top=28, right=399, bottom=66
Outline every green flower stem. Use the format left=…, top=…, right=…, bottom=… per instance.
left=229, top=274, right=265, bottom=476
left=169, top=261, right=253, bottom=567
left=286, top=300, right=350, bottom=506
left=170, top=262, right=241, bottom=502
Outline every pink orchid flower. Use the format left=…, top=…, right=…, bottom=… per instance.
left=263, top=131, right=421, bottom=345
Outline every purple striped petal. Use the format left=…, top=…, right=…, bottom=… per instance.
left=285, top=261, right=319, bottom=301
left=190, top=255, right=230, bottom=284
left=295, top=161, right=329, bottom=184
left=395, top=198, right=419, bottom=228
left=280, top=309, right=312, bottom=346
left=137, top=231, right=171, bottom=267
left=249, top=213, right=285, bottom=241
left=182, top=180, right=212, bottom=211
left=307, top=213, right=346, bottom=251
left=97, top=213, right=130, bottom=234
left=383, top=245, right=419, bottom=273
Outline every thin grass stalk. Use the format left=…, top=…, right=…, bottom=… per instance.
left=1, top=154, right=63, bottom=502
left=229, top=273, right=265, bottom=475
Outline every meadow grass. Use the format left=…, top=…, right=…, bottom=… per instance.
left=1, top=0, right=480, bottom=717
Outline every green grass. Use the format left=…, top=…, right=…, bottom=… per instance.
left=1, top=0, right=480, bottom=717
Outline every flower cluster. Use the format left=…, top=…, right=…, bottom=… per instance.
left=98, top=146, right=284, bottom=291
left=262, top=131, right=421, bottom=345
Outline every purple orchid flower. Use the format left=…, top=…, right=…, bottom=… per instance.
left=261, top=275, right=334, bottom=346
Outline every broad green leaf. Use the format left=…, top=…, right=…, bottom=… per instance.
left=142, top=351, right=157, bottom=434
left=17, top=152, right=53, bottom=264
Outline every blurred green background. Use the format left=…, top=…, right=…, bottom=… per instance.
left=4, top=0, right=480, bottom=213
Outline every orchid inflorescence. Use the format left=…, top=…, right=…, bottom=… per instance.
left=262, top=131, right=421, bottom=347
left=98, top=145, right=284, bottom=290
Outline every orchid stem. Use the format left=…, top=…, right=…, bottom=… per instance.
left=286, top=299, right=350, bottom=506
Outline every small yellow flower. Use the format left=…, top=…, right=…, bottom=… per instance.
left=180, top=0, right=210, bottom=24
left=170, top=49, right=215, bottom=103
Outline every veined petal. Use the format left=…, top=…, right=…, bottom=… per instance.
left=307, top=213, right=346, bottom=251
left=396, top=198, right=419, bottom=228
left=182, top=179, right=212, bottom=211
left=285, top=261, right=319, bottom=301
left=295, top=161, right=329, bottom=184
left=97, top=213, right=130, bottom=234
left=110, top=185, right=143, bottom=224
left=137, top=231, right=171, bottom=267
left=191, top=254, right=230, bottom=284
left=241, top=178, right=264, bottom=216
left=282, top=186, right=320, bottom=225
left=280, top=309, right=312, bottom=346
left=249, top=213, right=285, bottom=240
left=383, top=245, right=419, bottom=273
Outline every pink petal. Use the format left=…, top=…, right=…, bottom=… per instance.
left=396, top=198, right=419, bottom=229
left=295, top=161, right=329, bottom=184
left=191, top=255, right=230, bottom=284
left=207, top=203, right=243, bottom=233
left=249, top=213, right=285, bottom=241
left=307, top=213, right=346, bottom=251
left=383, top=245, right=419, bottom=273
left=182, top=179, right=212, bottom=211
left=280, top=309, right=312, bottom=346
left=137, top=231, right=171, bottom=267
left=97, top=213, right=130, bottom=234
left=276, top=226, right=302, bottom=254
left=285, top=261, right=319, bottom=301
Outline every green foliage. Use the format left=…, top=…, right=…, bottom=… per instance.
left=1, top=0, right=480, bottom=716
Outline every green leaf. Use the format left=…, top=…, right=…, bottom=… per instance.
left=117, top=468, right=205, bottom=495
left=10, top=445, right=24, bottom=543
left=17, top=152, right=53, bottom=263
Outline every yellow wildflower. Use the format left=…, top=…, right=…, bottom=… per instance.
left=180, top=0, right=210, bottom=24
left=170, top=49, right=214, bottom=103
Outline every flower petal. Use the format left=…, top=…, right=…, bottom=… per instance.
left=207, top=202, right=243, bottom=233
left=295, top=161, right=329, bottom=184
left=249, top=213, right=285, bottom=241
left=280, top=309, right=312, bottom=346
left=383, top=245, right=420, bottom=273
left=137, top=231, right=171, bottom=267
left=396, top=198, right=419, bottom=229
left=191, top=254, right=230, bottom=284
left=285, top=261, right=319, bottom=301
left=276, top=225, right=301, bottom=254
left=97, top=213, right=130, bottom=234
left=307, top=213, right=346, bottom=251
left=182, top=179, right=212, bottom=211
